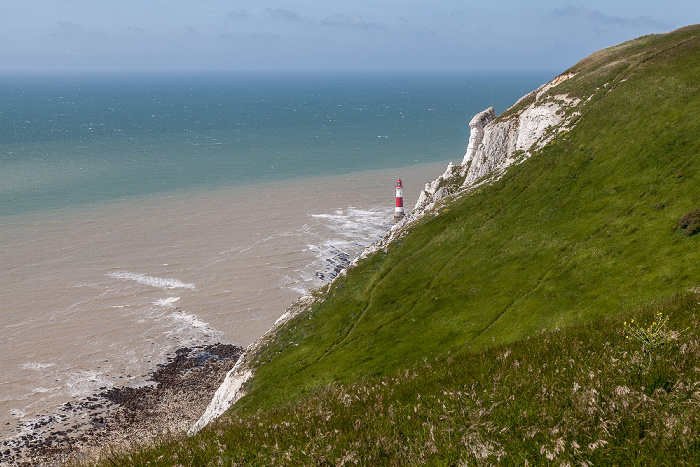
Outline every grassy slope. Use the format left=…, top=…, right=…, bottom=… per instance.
left=103, top=292, right=700, bottom=465
left=92, top=26, right=700, bottom=466
left=235, top=25, right=700, bottom=414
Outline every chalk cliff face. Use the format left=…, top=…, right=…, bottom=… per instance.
left=404, top=73, right=581, bottom=225
left=189, top=295, right=315, bottom=434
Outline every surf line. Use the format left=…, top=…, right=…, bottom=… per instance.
left=107, top=271, right=196, bottom=290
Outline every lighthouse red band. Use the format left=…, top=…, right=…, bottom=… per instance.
left=394, top=179, right=405, bottom=223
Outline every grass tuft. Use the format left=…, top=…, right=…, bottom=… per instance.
left=678, top=209, right=700, bottom=236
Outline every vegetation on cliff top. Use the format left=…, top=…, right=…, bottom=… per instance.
left=91, top=25, right=700, bottom=465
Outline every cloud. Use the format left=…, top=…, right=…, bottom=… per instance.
left=265, top=8, right=303, bottom=22
left=50, top=22, right=107, bottom=40
left=228, top=9, right=251, bottom=20
left=552, top=6, right=675, bottom=31
left=322, top=13, right=383, bottom=30
left=57, top=21, right=85, bottom=32
left=219, top=32, right=281, bottom=42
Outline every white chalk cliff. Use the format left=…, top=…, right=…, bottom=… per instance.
left=405, top=72, right=581, bottom=228
left=191, top=72, right=582, bottom=434
left=189, top=295, right=315, bottom=435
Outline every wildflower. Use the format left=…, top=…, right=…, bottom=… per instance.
left=624, top=312, right=672, bottom=355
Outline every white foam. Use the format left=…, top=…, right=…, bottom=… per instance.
left=65, top=370, right=112, bottom=398
left=10, top=409, right=27, bottom=418
left=107, top=271, right=196, bottom=290
left=154, top=296, right=180, bottom=307
left=286, top=283, right=310, bottom=296
left=304, top=206, right=392, bottom=282
left=310, top=213, right=335, bottom=220
left=171, top=311, right=214, bottom=331
left=19, top=362, right=56, bottom=371
left=311, top=206, right=391, bottom=238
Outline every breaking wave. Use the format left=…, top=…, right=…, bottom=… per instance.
left=107, top=271, right=196, bottom=290
left=154, top=297, right=181, bottom=307
left=307, top=206, right=392, bottom=282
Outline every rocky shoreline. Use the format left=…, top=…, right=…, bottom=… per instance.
left=1, top=343, right=243, bottom=466
left=1, top=237, right=381, bottom=466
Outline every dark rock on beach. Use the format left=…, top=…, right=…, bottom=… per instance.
left=1, top=343, right=243, bottom=466
left=315, top=245, right=354, bottom=281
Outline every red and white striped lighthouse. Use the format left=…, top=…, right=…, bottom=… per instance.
left=394, top=179, right=405, bottom=223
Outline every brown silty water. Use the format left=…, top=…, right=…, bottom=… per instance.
left=0, top=161, right=450, bottom=439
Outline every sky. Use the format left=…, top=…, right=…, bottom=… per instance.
left=0, top=1, right=697, bottom=74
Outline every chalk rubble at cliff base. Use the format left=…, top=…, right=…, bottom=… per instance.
left=2, top=344, right=242, bottom=467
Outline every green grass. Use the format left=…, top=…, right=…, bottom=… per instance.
left=87, top=26, right=700, bottom=465
left=96, top=291, right=700, bottom=465
left=231, top=24, right=700, bottom=415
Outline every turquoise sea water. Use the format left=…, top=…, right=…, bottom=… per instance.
left=0, top=72, right=550, bottom=218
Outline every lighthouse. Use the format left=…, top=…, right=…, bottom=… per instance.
left=394, top=179, right=405, bottom=223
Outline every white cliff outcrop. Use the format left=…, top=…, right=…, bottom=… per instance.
left=463, top=107, right=497, bottom=166
left=189, top=294, right=317, bottom=435
left=409, top=73, right=581, bottom=224
left=189, top=363, right=252, bottom=435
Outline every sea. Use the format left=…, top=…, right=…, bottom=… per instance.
left=0, top=71, right=552, bottom=439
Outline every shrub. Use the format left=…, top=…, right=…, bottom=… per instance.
left=678, top=208, right=700, bottom=236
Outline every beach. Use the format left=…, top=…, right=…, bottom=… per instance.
left=0, top=162, right=451, bottom=465
left=4, top=343, right=243, bottom=466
